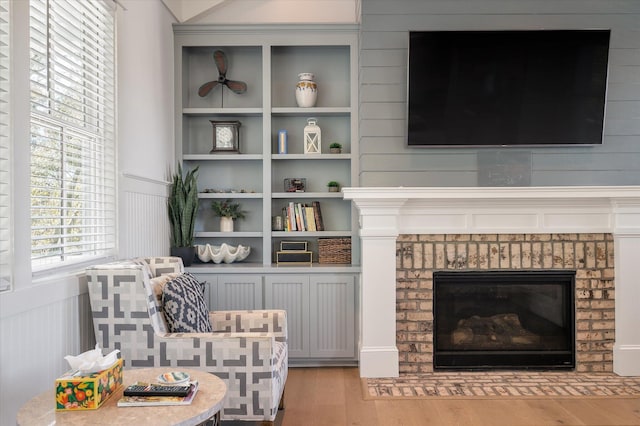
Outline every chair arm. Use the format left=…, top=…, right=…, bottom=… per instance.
left=151, top=332, right=283, bottom=372
left=136, top=256, right=184, bottom=277
left=209, top=310, right=288, bottom=343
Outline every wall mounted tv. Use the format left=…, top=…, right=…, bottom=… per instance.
left=407, top=30, right=611, bottom=147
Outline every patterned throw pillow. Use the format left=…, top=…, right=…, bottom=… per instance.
left=149, top=272, right=180, bottom=308
left=162, top=273, right=212, bottom=333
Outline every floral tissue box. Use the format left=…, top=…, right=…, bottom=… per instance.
left=55, top=358, right=123, bottom=410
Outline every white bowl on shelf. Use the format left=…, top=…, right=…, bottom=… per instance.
left=196, top=243, right=251, bottom=264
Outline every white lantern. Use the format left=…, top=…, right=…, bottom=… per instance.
left=303, top=118, right=321, bottom=154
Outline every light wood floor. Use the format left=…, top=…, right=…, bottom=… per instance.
left=276, top=367, right=640, bottom=426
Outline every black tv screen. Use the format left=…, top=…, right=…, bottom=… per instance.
left=407, top=30, right=611, bottom=147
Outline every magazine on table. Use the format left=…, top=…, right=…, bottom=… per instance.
left=117, top=381, right=199, bottom=407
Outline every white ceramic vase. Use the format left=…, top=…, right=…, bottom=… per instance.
left=220, top=216, right=234, bottom=232
left=295, top=72, right=317, bottom=108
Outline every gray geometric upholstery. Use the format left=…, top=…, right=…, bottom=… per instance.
left=86, top=257, right=288, bottom=422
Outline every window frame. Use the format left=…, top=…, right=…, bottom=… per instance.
left=29, top=0, right=117, bottom=273
left=0, top=0, right=11, bottom=292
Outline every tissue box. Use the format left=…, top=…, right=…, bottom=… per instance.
left=55, top=358, right=123, bottom=410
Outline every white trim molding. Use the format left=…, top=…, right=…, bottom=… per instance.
left=344, top=186, right=640, bottom=378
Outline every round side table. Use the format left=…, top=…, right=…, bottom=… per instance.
left=17, top=367, right=227, bottom=426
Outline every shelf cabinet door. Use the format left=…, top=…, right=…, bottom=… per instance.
left=309, top=275, right=356, bottom=358
left=192, top=274, right=263, bottom=311
left=215, top=275, right=263, bottom=310
left=265, top=275, right=310, bottom=358
left=265, top=273, right=356, bottom=360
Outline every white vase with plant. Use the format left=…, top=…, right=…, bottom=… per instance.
left=212, top=199, right=247, bottom=232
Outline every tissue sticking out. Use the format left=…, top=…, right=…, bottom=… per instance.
left=64, top=344, right=120, bottom=375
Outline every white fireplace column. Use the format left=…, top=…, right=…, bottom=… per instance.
left=613, top=200, right=640, bottom=376
left=345, top=186, right=640, bottom=378
left=351, top=199, right=406, bottom=378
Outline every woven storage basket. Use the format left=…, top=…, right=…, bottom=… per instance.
left=318, top=237, right=351, bottom=264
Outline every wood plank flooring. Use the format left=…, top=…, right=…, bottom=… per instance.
left=274, top=367, right=640, bottom=426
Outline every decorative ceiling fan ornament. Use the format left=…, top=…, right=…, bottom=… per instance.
left=198, top=50, right=247, bottom=107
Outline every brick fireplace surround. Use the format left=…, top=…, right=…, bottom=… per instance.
left=396, top=233, right=614, bottom=374
left=343, top=186, right=640, bottom=378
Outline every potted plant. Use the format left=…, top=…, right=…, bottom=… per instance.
left=168, top=163, right=199, bottom=266
left=329, top=142, right=342, bottom=154
left=327, top=181, right=340, bottom=192
left=212, top=199, right=247, bottom=232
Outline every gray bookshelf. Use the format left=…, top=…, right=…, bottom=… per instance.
left=174, top=25, right=360, bottom=363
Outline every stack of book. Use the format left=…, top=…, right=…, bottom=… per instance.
left=283, top=201, right=323, bottom=232
left=117, top=381, right=199, bottom=407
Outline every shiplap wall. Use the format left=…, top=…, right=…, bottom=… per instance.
left=359, top=0, right=640, bottom=187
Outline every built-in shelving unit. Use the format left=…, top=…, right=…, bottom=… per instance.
left=174, top=25, right=360, bottom=363
left=174, top=25, right=360, bottom=271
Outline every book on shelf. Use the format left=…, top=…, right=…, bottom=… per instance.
left=304, top=206, right=317, bottom=232
left=117, top=381, right=199, bottom=407
left=283, top=202, right=324, bottom=232
left=312, top=201, right=324, bottom=231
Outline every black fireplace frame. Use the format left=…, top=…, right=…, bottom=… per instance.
left=433, top=270, right=576, bottom=371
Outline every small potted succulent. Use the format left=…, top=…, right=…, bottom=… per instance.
left=211, top=199, right=247, bottom=232
left=329, top=142, right=342, bottom=154
left=327, top=181, right=340, bottom=192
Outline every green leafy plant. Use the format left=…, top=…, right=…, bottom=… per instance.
left=329, top=142, right=342, bottom=149
left=211, top=199, right=247, bottom=219
left=168, top=164, right=199, bottom=247
left=327, top=181, right=340, bottom=188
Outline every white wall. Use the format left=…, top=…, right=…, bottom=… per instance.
left=118, top=0, right=177, bottom=259
left=0, top=1, right=176, bottom=424
left=118, top=0, right=176, bottom=182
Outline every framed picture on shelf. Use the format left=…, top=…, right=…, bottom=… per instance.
left=210, top=120, right=241, bottom=153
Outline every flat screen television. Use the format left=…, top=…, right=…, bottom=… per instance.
left=407, top=30, right=611, bottom=147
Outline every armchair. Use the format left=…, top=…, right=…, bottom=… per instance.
left=86, top=257, right=288, bottom=423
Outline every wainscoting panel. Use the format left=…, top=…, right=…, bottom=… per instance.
left=0, top=293, right=93, bottom=425
left=119, top=173, right=170, bottom=259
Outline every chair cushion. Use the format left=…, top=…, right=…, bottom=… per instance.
left=162, top=273, right=212, bottom=333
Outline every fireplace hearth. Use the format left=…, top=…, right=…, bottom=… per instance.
left=434, top=270, right=575, bottom=370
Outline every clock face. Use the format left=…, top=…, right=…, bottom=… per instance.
left=210, top=120, right=240, bottom=153
left=216, top=126, right=234, bottom=148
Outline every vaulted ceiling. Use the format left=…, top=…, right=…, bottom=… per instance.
left=161, top=0, right=359, bottom=24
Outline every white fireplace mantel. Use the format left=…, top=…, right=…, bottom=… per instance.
left=343, top=186, right=640, bottom=378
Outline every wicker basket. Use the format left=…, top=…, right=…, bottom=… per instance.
left=318, top=238, right=351, bottom=264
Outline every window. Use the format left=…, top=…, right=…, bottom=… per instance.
left=30, top=0, right=116, bottom=271
left=0, top=0, right=10, bottom=291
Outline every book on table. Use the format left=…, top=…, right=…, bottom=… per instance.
left=117, top=381, right=199, bottom=407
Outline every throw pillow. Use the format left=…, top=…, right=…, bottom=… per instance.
left=162, top=273, right=212, bottom=333
left=149, top=272, right=180, bottom=308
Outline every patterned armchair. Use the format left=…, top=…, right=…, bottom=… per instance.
left=86, top=257, right=288, bottom=423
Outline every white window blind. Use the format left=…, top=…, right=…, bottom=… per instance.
left=0, top=0, right=10, bottom=291
left=30, top=0, right=116, bottom=270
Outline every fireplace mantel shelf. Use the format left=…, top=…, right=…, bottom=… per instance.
left=342, top=186, right=640, bottom=378
left=344, top=185, right=640, bottom=201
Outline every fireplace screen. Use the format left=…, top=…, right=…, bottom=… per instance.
left=434, top=270, right=575, bottom=370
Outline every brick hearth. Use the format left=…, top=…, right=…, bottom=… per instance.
left=396, top=233, right=615, bottom=374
